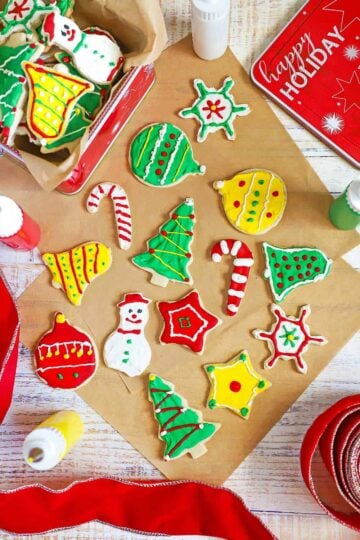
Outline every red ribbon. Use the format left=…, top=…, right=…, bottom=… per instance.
left=0, top=478, right=276, bottom=538
left=301, top=395, right=360, bottom=532
left=0, top=270, right=20, bottom=424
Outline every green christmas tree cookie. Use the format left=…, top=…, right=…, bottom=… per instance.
left=132, top=198, right=195, bottom=287
left=179, top=77, right=250, bottom=142
left=129, top=122, right=206, bottom=188
left=263, top=242, right=332, bottom=303
left=0, top=42, right=43, bottom=145
left=148, top=374, right=220, bottom=461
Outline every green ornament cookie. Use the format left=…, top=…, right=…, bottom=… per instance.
left=263, top=242, right=332, bottom=303
left=148, top=373, right=220, bottom=461
left=132, top=197, right=195, bottom=287
left=129, top=122, right=206, bottom=188
left=0, top=42, right=43, bottom=145
left=179, top=77, right=250, bottom=142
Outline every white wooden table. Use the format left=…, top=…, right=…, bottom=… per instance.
left=0, top=1, right=359, bottom=538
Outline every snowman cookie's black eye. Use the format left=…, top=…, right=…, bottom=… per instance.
left=61, top=30, right=67, bottom=36
left=128, top=309, right=133, bottom=313
left=137, top=309, right=143, bottom=313
left=64, top=24, right=70, bottom=29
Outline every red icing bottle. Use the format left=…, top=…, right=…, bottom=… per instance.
left=0, top=195, right=40, bottom=251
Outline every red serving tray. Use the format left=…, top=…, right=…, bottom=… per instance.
left=251, top=0, right=360, bottom=168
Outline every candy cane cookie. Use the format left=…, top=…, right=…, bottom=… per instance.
left=86, top=182, right=132, bottom=250
left=211, top=239, right=254, bottom=316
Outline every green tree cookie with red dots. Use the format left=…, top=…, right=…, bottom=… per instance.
left=148, top=373, right=220, bottom=461
left=132, top=198, right=195, bottom=287
left=262, top=242, right=332, bottom=303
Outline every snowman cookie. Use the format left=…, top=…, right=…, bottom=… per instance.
left=104, top=293, right=152, bottom=377
left=42, top=13, right=124, bottom=84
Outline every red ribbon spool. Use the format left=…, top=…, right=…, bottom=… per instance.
left=301, top=395, right=360, bottom=532
left=0, top=270, right=20, bottom=424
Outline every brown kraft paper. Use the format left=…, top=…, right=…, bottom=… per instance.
left=5, top=36, right=359, bottom=485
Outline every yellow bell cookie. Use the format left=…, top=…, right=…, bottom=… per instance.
left=42, top=241, right=112, bottom=306
left=205, top=350, right=271, bottom=419
left=214, top=169, right=287, bottom=235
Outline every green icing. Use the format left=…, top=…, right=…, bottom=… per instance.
left=148, top=374, right=218, bottom=460
left=132, top=198, right=195, bottom=286
left=43, top=106, right=92, bottom=152
left=179, top=77, right=250, bottom=142
left=0, top=0, right=57, bottom=39
left=0, top=43, right=42, bottom=143
left=263, top=242, right=332, bottom=303
left=129, top=122, right=206, bottom=187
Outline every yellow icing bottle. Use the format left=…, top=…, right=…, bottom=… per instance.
left=23, top=411, right=83, bottom=471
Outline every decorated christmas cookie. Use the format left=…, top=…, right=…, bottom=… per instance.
left=214, top=169, right=287, bottom=235
left=149, top=374, right=220, bottom=461
left=157, top=290, right=221, bottom=355
left=205, top=351, right=271, bottom=419
left=129, top=123, right=206, bottom=188
left=42, top=13, right=124, bottom=84
left=86, top=182, right=132, bottom=250
left=0, top=0, right=58, bottom=41
left=179, top=77, right=250, bottom=142
left=34, top=312, right=98, bottom=389
left=263, top=242, right=332, bottom=303
left=0, top=42, right=43, bottom=145
left=253, top=304, right=327, bottom=374
left=23, top=62, right=93, bottom=147
left=42, top=242, right=112, bottom=306
left=211, top=239, right=254, bottom=316
left=132, top=198, right=195, bottom=287
left=104, top=293, right=151, bottom=377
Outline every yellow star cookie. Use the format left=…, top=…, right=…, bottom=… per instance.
left=204, top=350, right=271, bottom=419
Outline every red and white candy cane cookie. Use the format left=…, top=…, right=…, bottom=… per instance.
left=86, top=182, right=132, bottom=250
left=211, top=239, right=254, bottom=316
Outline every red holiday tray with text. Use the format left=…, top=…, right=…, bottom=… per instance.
left=251, top=0, right=360, bottom=168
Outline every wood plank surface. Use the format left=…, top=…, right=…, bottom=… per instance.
left=0, top=1, right=359, bottom=538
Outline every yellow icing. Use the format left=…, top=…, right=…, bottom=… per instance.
left=23, top=62, right=93, bottom=145
left=214, top=169, right=286, bottom=235
left=42, top=242, right=112, bottom=306
left=205, top=351, right=271, bottom=419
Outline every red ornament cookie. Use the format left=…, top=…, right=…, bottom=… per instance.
left=157, top=290, right=221, bottom=355
left=34, top=312, right=98, bottom=389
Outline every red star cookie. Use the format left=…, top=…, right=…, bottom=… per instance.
left=157, top=290, right=221, bottom=354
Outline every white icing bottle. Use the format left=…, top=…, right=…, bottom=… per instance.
left=23, top=411, right=83, bottom=471
left=191, top=0, right=230, bottom=60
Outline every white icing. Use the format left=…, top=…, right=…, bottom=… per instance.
left=230, top=240, right=242, bottom=256
left=220, top=239, right=229, bottom=254
left=228, top=289, right=244, bottom=298
left=231, top=273, right=247, bottom=284
left=212, top=253, right=221, bottom=263
left=0, top=196, right=23, bottom=237
left=233, top=257, right=254, bottom=267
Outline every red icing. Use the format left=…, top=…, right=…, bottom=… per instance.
left=161, top=231, right=167, bottom=236
left=158, top=160, right=165, bottom=165
left=296, top=264, right=301, bottom=270
left=165, top=142, right=170, bottom=148
left=294, top=256, right=299, bottom=261
left=266, top=212, right=272, bottom=218
left=161, top=151, right=167, bottom=156
left=158, top=291, right=220, bottom=354
left=229, top=380, right=241, bottom=392
left=170, top=133, right=176, bottom=139
left=272, top=191, right=279, bottom=197
left=149, top=248, right=155, bottom=254
left=277, top=283, right=283, bottom=288
left=155, top=169, right=162, bottom=175
left=34, top=313, right=97, bottom=389
left=238, top=181, right=246, bottom=187
left=315, top=267, right=320, bottom=272
left=233, top=201, right=240, bottom=208
left=282, top=256, right=288, bottom=261
left=302, top=255, right=308, bottom=260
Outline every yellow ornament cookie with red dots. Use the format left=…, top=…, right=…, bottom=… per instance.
left=204, top=350, right=271, bottom=419
left=214, top=169, right=287, bottom=235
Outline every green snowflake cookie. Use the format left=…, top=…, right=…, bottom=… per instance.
left=129, top=122, right=206, bottom=188
left=263, top=242, right=332, bottom=303
left=179, top=77, right=250, bottom=142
